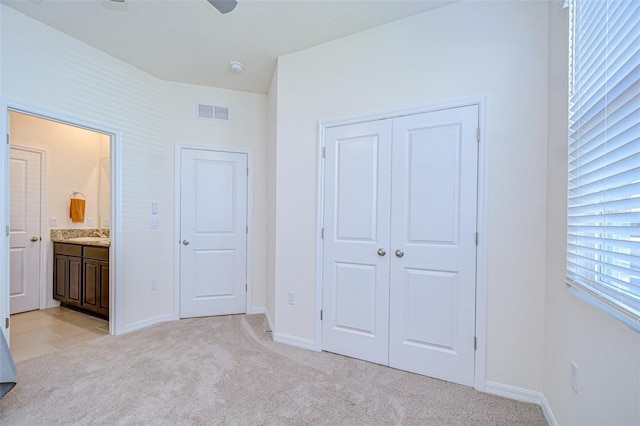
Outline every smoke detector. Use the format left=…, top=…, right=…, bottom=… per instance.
left=229, top=61, right=244, bottom=73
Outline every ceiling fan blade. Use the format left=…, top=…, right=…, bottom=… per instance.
left=206, top=0, right=238, bottom=14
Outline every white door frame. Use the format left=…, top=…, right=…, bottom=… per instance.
left=0, top=98, right=122, bottom=339
left=315, top=95, right=489, bottom=391
left=173, top=143, right=253, bottom=319
left=9, top=145, right=48, bottom=312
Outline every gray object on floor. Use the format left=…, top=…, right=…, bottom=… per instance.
left=0, top=331, right=17, bottom=399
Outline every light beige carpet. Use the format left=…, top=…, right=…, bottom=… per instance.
left=0, top=314, right=546, bottom=425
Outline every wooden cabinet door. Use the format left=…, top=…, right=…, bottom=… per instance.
left=66, top=256, right=82, bottom=308
left=53, top=254, right=68, bottom=302
left=97, top=261, right=109, bottom=317
left=82, top=259, right=99, bottom=313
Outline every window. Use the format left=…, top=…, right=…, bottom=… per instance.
left=567, top=0, right=640, bottom=329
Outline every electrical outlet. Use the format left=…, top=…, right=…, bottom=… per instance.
left=87, top=217, right=95, bottom=227
left=287, top=291, right=296, bottom=305
left=570, top=361, right=578, bottom=393
left=150, top=280, right=158, bottom=291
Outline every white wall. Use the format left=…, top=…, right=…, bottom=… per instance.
left=1, top=4, right=167, bottom=330
left=543, top=5, right=640, bottom=425
left=161, top=81, right=268, bottom=311
left=266, top=67, right=278, bottom=328
left=272, top=0, right=550, bottom=391
left=0, top=5, right=268, bottom=332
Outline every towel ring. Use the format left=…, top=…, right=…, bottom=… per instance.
left=70, top=191, right=86, bottom=199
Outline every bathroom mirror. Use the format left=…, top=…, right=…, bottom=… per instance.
left=99, top=156, right=110, bottom=229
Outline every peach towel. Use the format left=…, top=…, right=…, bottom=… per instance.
left=70, top=198, right=86, bottom=223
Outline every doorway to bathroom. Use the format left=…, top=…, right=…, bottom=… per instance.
left=2, top=108, right=117, bottom=352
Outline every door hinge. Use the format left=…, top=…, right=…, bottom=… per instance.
left=5, top=317, right=9, bottom=329
left=246, top=283, right=247, bottom=292
left=477, top=127, right=480, bottom=142
left=321, top=228, right=324, bottom=239
left=246, top=225, right=248, bottom=234
left=322, top=147, right=325, bottom=158
left=320, top=309, right=323, bottom=321
left=5, top=226, right=9, bottom=237
left=247, top=167, right=249, bottom=176
left=6, top=134, right=9, bottom=145
left=475, top=232, right=479, bottom=246
left=474, top=337, right=477, bottom=350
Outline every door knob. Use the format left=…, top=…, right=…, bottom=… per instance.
left=377, top=248, right=386, bottom=257
left=182, top=240, right=190, bottom=245
left=30, top=236, right=39, bottom=242
left=395, top=249, right=404, bottom=258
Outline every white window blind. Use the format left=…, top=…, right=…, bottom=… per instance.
left=567, top=0, right=640, bottom=328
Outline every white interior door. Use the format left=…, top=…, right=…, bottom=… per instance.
left=10, top=147, right=42, bottom=314
left=321, top=120, right=392, bottom=365
left=179, top=148, right=248, bottom=318
left=388, top=106, right=478, bottom=386
left=322, top=105, right=479, bottom=386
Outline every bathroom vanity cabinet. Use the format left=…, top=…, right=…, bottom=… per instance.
left=53, top=243, right=109, bottom=319
left=53, top=243, right=82, bottom=309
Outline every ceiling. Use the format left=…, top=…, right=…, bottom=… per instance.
left=1, top=0, right=457, bottom=94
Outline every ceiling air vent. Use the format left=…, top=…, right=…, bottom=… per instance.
left=197, top=103, right=230, bottom=121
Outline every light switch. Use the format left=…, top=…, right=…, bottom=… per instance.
left=151, top=201, right=159, bottom=215
left=150, top=217, right=159, bottom=229
left=49, top=217, right=57, bottom=227
left=87, top=217, right=95, bottom=227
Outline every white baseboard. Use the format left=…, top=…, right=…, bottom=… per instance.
left=485, top=381, right=557, bottom=426
left=273, top=332, right=319, bottom=352
left=248, top=306, right=274, bottom=332
left=246, top=308, right=321, bottom=353
left=539, top=394, right=558, bottom=426
left=120, top=314, right=175, bottom=335
left=485, top=381, right=543, bottom=404
left=45, top=300, right=61, bottom=309
left=264, top=309, right=274, bottom=331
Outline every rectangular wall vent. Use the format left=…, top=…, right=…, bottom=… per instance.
left=214, top=105, right=230, bottom=121
left=197, top=103, right=214, bottom=119
left=197, top=103, right=230, bottom=121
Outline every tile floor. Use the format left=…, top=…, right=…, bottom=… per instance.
left=9, top=307, right=109, bottom=364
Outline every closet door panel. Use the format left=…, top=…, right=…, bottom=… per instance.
left=321, top=105, right=480, bottom=388
left=322, top=119, right=392, bottom=365
left=389, top=105, right=479, bottom=386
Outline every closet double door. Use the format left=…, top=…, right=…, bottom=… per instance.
left=322, top=105, right=479, bottom=386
